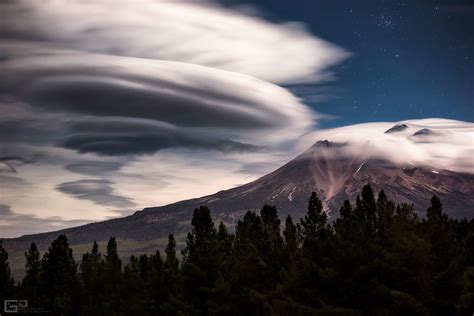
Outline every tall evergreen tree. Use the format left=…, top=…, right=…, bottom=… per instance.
left=21, top=242, right=41, bottom=304
left=217, top=222, right=233, bottom=255
left=161, top=235, right=187, bottom=314
left=147, top=250, right=166, bottom=311
left=181, top=206, right=218, bottom=313
left=40, top=235, right=79, bottom=314
left=261, top=205, right=281, bottom=237
left=361, top=184, right=377, bottom=227
left=122, top=255, right=147, bottom=314
left=80, top=241, right=102, bottom=289
left=0, top=241, right=14, bottom=304
left=300, top=192, right=330, bottom=249
left=232, top=211, right=269, bottom=314
left=283, top=215, right=298, bottom=262
left=339, top=199, right=352, bottom=219
left=104, top=237, right=121, bottom=279
left=79, top=241, right=103, bottom=315
left=182, top=206, right=217, bottom=268
left=375, top=190, right=395, bottom=240
left=426, top=195, right=446, bottom=222
left=165, top=234, right=179, bottom=274
left=102, top=237, right=122, bottom=314
left=216, top=222, right=233, bottom=272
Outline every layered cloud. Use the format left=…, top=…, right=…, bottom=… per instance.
left=0, top=0, right=349, bottom=84
left=299, top=118, right=474, bottom=173
left=0, top=0, right=348, bottom=237
left=65, top=161, right=122, bottom=176
left=55, top=179, right=136, bottom=208
left=0, top=43, right=316, bottom=156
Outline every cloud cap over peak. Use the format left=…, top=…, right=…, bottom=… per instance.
left=299, top=118, right=474, bottom=174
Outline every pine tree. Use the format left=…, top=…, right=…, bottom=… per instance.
left=138, top=254, right=149, bottom=281
left=79, top=241, right=103, bottom=314
left=261, top=205, right=281, bottom=237
left=300, top=192, right=330, bottom=250
left=339, top=200, right=352, bottom=219
left=182, top=206, right=217, bottom=268
left=232, top=211, right=268, bottom=313
left=361, top=184, right=376, bottom=227
left=163, top=234, right=180, bottom=308
left=80, top=241, right=102, bottom=289
left=0, top=241, right=14, bottom=304
left=181, top=206, right=218, bottom=313
left=21, top=242, right=41, bottom=304
left=122, top=255, right=147, bottom=314
left=148, top=250, right=166, bottom=311
left=283, top=215, right=298, bottom=262
left=102, top=237, right=122, bottom=314
left=333, top=200, right=354, bottom=239
left=216, top=222, right=233, bottom=270
left=40, top=235, right=79, bottom=314
left=375, top=190, right=394, bottom=239
left=165, top=234, right=179, bottom=274
left=426, top=195, right=446, bottom=222
left=105, top=237, right=121, bottom=279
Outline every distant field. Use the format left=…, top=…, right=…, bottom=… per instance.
left=8, top=234, right=188, bottom=282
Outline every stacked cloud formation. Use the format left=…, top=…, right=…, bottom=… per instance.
left=0, top=0, right=349, bottom=237
left=299, top=119, right=474, bottom=174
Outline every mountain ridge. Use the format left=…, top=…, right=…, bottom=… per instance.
left=4, top=139, right=473, bottom=246
left=3, top=137, right=473, bottom=278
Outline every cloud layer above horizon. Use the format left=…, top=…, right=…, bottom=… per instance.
left=0, top=0, right=350, bottom=237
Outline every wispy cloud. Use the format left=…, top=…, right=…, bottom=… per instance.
left=0, top=205, right=92, bottom=238
left=55, top=179, right=136, bottom=208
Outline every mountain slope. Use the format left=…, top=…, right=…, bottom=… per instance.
left=4, top=140, right=473, bottom=247
left=2, top=138, right=473, bottom=278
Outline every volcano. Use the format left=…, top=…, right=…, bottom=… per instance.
left=3, top=138, right=473, bottom=277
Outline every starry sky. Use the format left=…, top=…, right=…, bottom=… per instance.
left=225, top=0, right=474, bottom=127
left=0, top=0, right=472, bottom=237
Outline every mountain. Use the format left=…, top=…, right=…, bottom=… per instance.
left=3, top=137, right=474, bottom=278
left=412, top=128, right=434, bottom=136
left=384, top=124, right=408, bottom=133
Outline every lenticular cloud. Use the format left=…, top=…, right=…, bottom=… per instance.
left=300, top=119, right=474, bottom=174
left=0, top=44, right=315, bottom=155
left=0, top=0, right=349, bottom=84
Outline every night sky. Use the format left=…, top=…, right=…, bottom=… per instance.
left=226, top=0, right=474, bottom=127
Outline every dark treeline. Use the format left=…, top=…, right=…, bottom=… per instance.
left=1, top=184, right=474, bottom=315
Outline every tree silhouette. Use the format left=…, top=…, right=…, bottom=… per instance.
left=0, top=241, right=14, bottom=305
left=21, top=243, right=41, bottom=305
left=0, top=185, right=472, bottom=315
left=40, top=235, right=78, bottom=314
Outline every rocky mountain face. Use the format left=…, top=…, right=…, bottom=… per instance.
left=3, top=136, right=474, bottom=277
